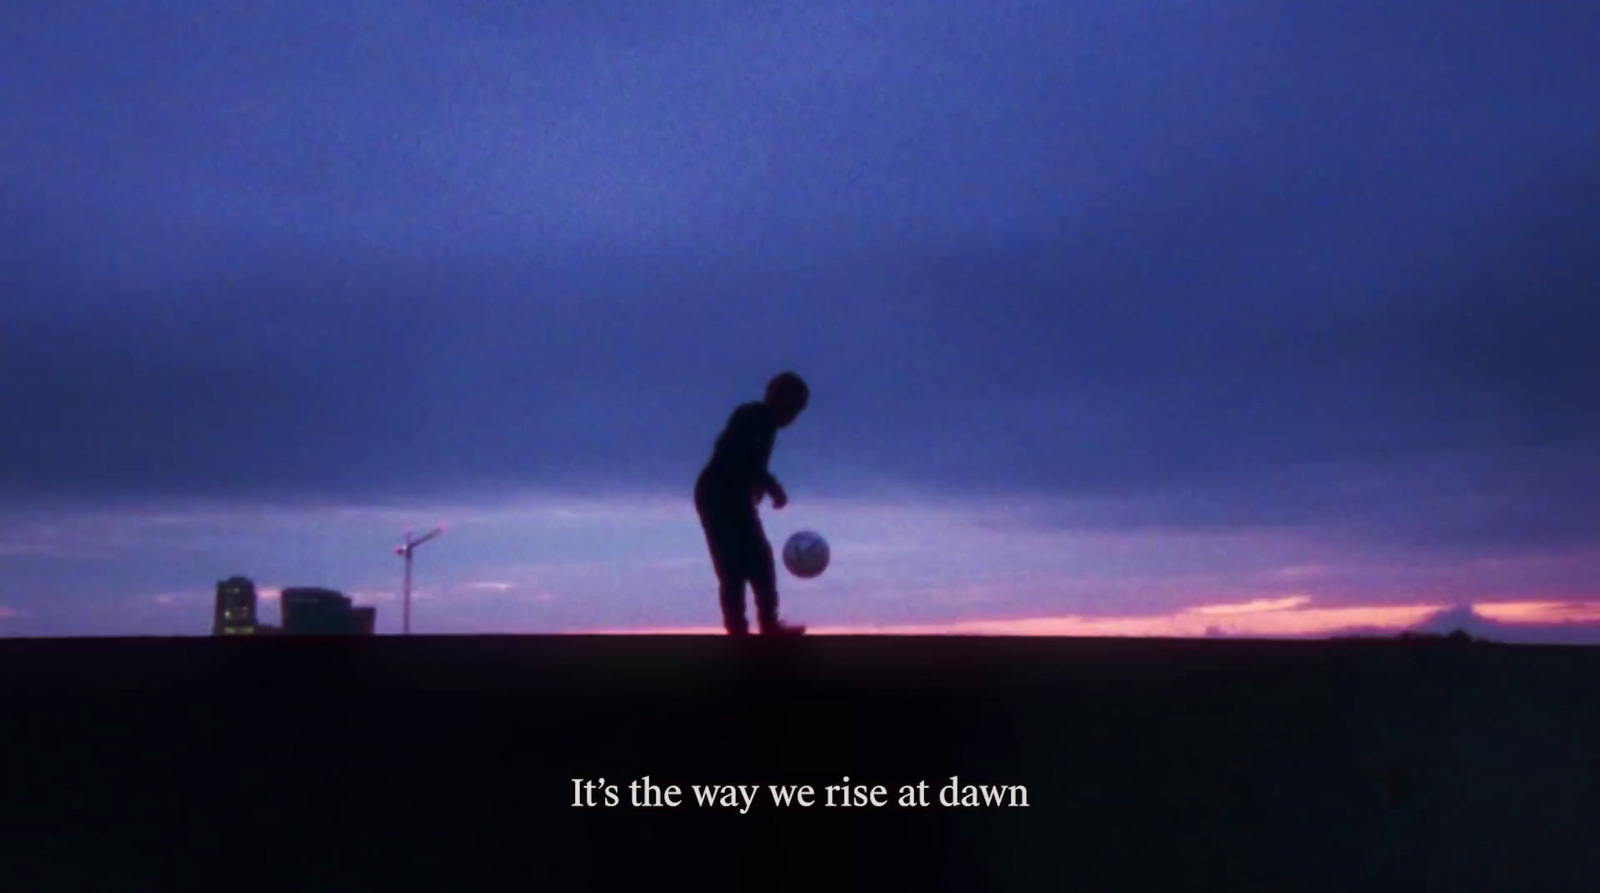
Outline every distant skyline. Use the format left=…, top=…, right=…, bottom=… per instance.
left=3, top=2, right=1598, bottom=641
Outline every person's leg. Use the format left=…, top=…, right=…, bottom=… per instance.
left=742, top=514, right=804, bottom=636
left=715, top=509, right=782, bottom=635
left=719, top=577, right=750, bottom=636
left=748, top=534, right=780, bottom=630
left=698, top=509, right=751, bottom=636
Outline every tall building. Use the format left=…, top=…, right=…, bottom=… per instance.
left=213, top=577, right=259, bottom=635
left=280, top=587, right=359, bottom=635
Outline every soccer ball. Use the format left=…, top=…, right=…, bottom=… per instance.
left=782, top=530, right=830, bottom=579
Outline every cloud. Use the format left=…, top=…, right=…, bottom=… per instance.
left=4, top=176, right=1595, bottom=560
left=0, top=522, right=120, bottom=559
left=2, top=5, right=1595, bottom=538
left=572, top=596, right=1445, bottom=638
left=1191, top=596, right=1313, bottom=616
left=574, top=597, right=1600, bottom=644
left=1412, top=603, right=1600, bottom=645
left=2, top=493, right=1599, bottom=637
left=1474, top=601, right=1600, bottom=624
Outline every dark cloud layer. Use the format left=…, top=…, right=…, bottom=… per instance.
left=1412, top=606, right=1600, bottom=646
left=2, top=1, right=1597, bottom=558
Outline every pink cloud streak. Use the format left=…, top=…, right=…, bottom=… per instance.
left=569, top=597, right=1600, bottom=639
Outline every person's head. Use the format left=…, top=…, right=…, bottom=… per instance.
left=764, top=371, right=809, bottom=427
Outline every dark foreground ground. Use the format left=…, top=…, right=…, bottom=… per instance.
left=0, top=635, right=1596, bottom=891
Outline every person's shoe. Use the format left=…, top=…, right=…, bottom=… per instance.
left=758, top=619, right=806, bottom=637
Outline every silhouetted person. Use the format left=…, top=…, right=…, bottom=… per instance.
left=695, top=372, right=809, bottom=636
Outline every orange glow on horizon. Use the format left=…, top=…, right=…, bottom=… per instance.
left=573, top=597, right=1450, bottom=637
left=1475, top=600, right=1600, bottom=624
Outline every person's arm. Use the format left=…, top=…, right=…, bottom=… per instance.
left=749, top=421, right=787, bottom=507
left=764, top=478, right=788, bottom=509
left=755, top=423, right=778, bottom=493
left=738, top=407, right=786, bottom=507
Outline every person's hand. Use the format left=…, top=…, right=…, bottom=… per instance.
left=769, top=484, right=788, bottom=510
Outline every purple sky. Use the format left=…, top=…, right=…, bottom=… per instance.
left=3, top=1, right=1598, bottom=640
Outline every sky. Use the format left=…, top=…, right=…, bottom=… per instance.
left=2, top=1, right=1598, bottom=640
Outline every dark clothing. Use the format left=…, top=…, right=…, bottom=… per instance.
left=699, top=402, right=780, bottom=497
left=694, top=495, right=778, bottom=635
left=695, top=402, right=783, bottom=635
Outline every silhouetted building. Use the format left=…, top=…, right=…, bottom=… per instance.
left=280, top=588, right=357, bottom=635
left=352, top=606, right=377, bottom=635
left=213, top=577, right=259, bottom=635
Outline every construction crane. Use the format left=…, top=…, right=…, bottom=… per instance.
left=395, top=526, right=444, bottom=635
